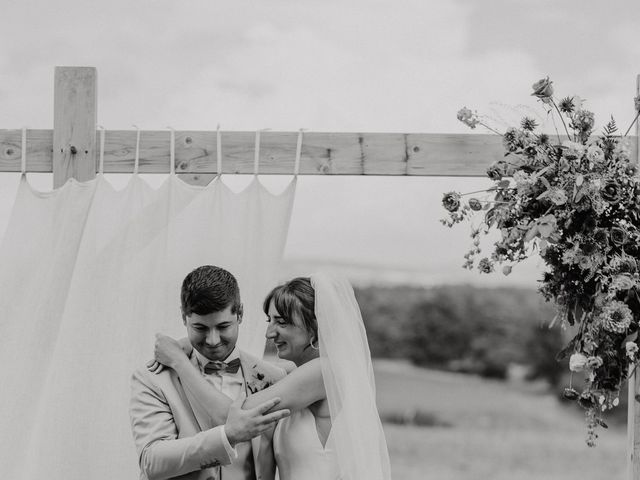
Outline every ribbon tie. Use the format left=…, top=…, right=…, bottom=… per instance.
left=204, top=358, right=241, bottom=375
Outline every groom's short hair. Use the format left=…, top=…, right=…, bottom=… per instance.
left=181, top=265, right=242, bottom=317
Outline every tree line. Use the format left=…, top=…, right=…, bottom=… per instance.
left=354, top=284, right=566, bottom=386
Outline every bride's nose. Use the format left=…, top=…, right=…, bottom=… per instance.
left=265, top=322, right=277, bottom=339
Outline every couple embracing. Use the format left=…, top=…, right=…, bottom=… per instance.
left=129, top=265, right=391, bottom=480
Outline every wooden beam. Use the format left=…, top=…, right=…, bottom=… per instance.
left=52, top=67, right=97, bottom=187
left=4, top=129, right=632, bottom=177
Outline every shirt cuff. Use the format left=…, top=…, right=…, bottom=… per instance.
left=220, top=425, right=238, bottom=460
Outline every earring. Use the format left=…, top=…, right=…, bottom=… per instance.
left=309, top=338, right=319, bottom=350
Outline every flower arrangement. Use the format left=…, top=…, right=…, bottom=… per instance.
left=444, top=77, right=640, bottom=446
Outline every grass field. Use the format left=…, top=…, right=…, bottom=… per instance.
left=374, top=360, right=627, bottom=480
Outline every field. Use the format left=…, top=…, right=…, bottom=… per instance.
left=374, top=360, right=627, bottom=480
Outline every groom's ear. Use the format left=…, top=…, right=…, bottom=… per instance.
left=236, top=304, right=244, bottom=324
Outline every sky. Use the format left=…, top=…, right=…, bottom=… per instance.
left=1, top=0, right=640, bottom=287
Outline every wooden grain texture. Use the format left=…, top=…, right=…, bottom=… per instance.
left=52, top=67, right=97, bottom=187
left=0, top=129, right=577, bottom=177
left=632, top=74, right=640, bottom=480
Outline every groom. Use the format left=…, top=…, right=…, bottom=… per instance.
left=129, top=265, right=287, bottom=480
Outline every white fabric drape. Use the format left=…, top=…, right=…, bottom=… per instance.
left=0, top=173, right=295, bottom=479
left=312, top=273, right=391, bottom=480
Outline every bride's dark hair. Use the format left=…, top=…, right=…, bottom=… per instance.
left=263, top=277, right=317, bottom=339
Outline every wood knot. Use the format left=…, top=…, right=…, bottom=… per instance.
left=184, top=136, right=193, bottom=145
left=179, top=161, right=189, bottom=170
left=4, top=148, right=15, bottom=157
left=70, top=145, right=78, bottom=155
left=412, top=146, right=420, bottom=153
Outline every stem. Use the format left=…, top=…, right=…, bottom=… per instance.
left=460, top=189, right=495, bottom=197
left=551, top=99, right=572, bottom=140
left=548, top=108, right=562, bottom=145
left=623, top=110, right=640, bottom=137
left=478, top=121, right=504, bottom=137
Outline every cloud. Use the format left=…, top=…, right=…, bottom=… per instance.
left=0, top=0, right=639, bottom=285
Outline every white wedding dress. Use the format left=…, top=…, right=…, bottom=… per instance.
left=273, top=408, right=339, bottom=480
left=270, top=274, right=391, bottom=480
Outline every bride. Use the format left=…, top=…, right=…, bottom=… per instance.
left=152, top=273, right=391, bottom=479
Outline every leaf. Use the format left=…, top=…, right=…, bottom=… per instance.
left=575, top=174, right=584, bottom=186
left=538, top=222, right=556, bottom=239
left=536, top=191, right=550, bottom=200
left=556, top=334, right=579, bottom=361
left=602, top=116, right=618, bottom=137
left=498, top=180, right=511, bottom=189
left=623, top=331, right=638, bottom=346
left=524, top=225, right=539, bottom=242
left=539, top=176, right=552, bottom=190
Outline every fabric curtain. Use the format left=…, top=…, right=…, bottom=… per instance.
left=0, top=173, right=295, bottom=479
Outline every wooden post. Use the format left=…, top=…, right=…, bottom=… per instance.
left=52, top=67, right=97, bottom=188
left=631, top=74, right=640, bottom=480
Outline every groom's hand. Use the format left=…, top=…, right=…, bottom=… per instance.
left=224, top=395, right=290, bottom=446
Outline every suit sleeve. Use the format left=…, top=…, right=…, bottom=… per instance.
left=129, top=368, right=233, bottom=480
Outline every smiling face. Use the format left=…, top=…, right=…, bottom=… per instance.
left=265, top=300, right=317, bottom=366
left=183, top=305, right=241, bottom=362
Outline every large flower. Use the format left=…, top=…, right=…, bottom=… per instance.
left=601, top=180, right=622, bottom=204
left=562, top=141, right=586, bottom=161
left=610, top=274, right=635, bottom=291
left=477, top=257, right=494, bottom=273
left=531, top=77, right=554, bottom=103
left=547, top=188, right=568, bottom=206
left=610, top=226, right=629, bottom=246
left=586, top=145, right=605, bottom=163
left=572, top=109, right=595, bottom=137
left=625, top=163, right=638, bottom=177
left=457, top=107, right=480, bottom=129
left=598, top=301, right=633, bottom=334
left=569, top=353, right=588, bottom=372
left=442, top=192, right=461, bottom=212
left=486, top=162, right=505, bottom=181
left=503, top=128, right=524, bottom=152
left=610, top=255, right=637, bottom=273
left=468, top=198, right=482, bottom=211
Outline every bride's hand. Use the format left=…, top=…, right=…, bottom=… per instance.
left=154, top=333, right=190, bottom=369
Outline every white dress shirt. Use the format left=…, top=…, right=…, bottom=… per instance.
left=192, top=346, right=255, bottom=480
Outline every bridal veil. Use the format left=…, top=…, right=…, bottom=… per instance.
left=312, top=273, right=391, bottom=480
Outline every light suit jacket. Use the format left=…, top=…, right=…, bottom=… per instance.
left=130, top=350, right=286, bottom=480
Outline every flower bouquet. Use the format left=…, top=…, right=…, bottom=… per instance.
left=443, top=77, right=640, bottom=445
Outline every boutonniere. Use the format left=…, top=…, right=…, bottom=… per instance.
left=246, top=365, right=273, bottom=394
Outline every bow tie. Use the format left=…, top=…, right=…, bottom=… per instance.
left=203, top=358, right=241, bottom=375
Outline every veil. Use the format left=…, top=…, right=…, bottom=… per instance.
left=311, top=273, right=391, bottom=480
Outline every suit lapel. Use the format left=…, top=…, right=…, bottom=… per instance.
left=178, top=352, right=215, bottom=432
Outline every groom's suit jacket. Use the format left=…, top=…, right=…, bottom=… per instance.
left=130, top=350, right=286, bottom=480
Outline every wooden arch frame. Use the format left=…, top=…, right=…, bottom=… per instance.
left=1, top=66, right=639, bottom=478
